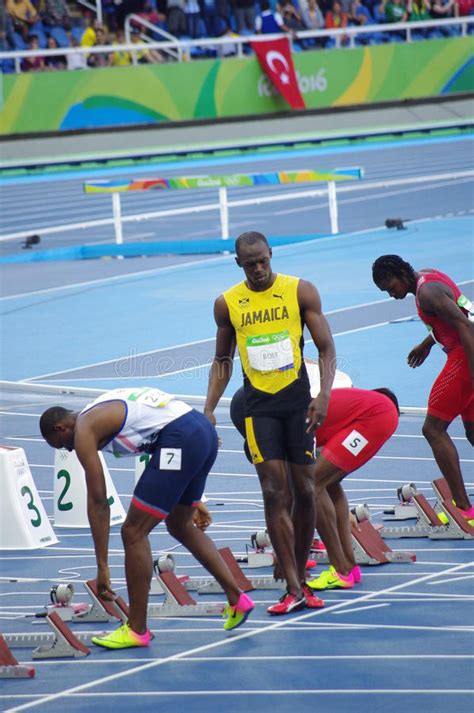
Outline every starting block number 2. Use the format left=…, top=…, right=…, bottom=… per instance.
left=56, top=469, right=115, bottom=511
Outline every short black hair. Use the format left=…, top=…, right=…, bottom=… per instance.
left=39, top=406, right=72, bottom=438
left=372, top=255, right=414, bottom=287
left=235, top=231, right=269, bottom=256
left=373, top=387, right=400, bottom=415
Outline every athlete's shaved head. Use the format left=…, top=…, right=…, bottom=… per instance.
left=39, top=407, right=73, bottom=439
left=372, top=255, right=415, bottom=287
left=235, top=231, right=269, bottom=256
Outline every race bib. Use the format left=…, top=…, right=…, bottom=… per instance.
left=159, top=448, right=182, bottom=470
left=342, top=430, right=368, bottom=456
left=126, top=387, right=173, bottom=408
left=246, top=330, right=294, bottom=372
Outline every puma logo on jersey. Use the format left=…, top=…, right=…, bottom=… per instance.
left=273, top=293, right=284, bottom=300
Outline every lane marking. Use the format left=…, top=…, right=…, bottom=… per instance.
left=7, top=560, right=473, bottom=712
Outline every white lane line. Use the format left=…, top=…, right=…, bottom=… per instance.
left=7, top=560, right=473, bottom=712
left=332, top=603, right=390, bottom=615
left=4, top=689, right=474, bottom=701
left=25, top=336, right=216, bottom=382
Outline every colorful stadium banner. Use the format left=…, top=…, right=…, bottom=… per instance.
left=251, top=37, right=305, bottom=110
left=1, top=38, right=472, bottom=135
left=83, top=168, right=364, bottom=193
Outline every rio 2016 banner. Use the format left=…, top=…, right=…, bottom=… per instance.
left=1, top=38, right=472, bottom=135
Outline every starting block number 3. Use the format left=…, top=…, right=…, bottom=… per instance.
left=0, top=446, right=58, bottom=550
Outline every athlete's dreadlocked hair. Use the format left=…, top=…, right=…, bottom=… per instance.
left=235, top=231, right=269, bottom=256
left=372, top=255, right=415, bottom=287
left=39, top=406, right=73, bottom=439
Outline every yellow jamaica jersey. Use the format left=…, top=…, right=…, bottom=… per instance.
left=224, top=274, right=306, bottom=396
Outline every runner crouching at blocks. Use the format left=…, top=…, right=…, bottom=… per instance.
left=230, top=381, right=400, bottom=590
left=39, top=387, right=254, bottom=649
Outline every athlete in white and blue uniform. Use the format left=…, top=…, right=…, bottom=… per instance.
left=80, top=387, right=215, bottom=518
left=40, top=387, right=254, bottom=649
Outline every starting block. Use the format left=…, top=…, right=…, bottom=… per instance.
left=80, top=579, right=129, bottom=623
left=150, top=547, right=285, bottom=596
left=32, top=612, right=91, bottom=660
left=383, top=483, right=419, bottom=521
left=0, top=634, right=35, bottom=678
left=148, top=570, right=224, bottom=617
left=430, top=478, right=474, bottom=540
left=380, top=479, right=473, bottom=540
left=310, top=519, right=416, bottom=565
left=351, top=521, right=416, bottom=564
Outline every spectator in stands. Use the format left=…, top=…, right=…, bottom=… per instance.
left=217, top=18, right=239, bottom=54
left=408, top=0, right=431, bottom=20
left=349, top=0, right=374, bottom=26
left=325, top=0, right=349, bottom=43
left=1, top=3, right=16, bottom=51
left=431, top=0, right=459, bottom=17
left=301, top=0, right=325, bottom=31
left=167, top=0, right=188, bottom=35
left=234, top=0, right=257, bottom=33
left=87, top=26, right=112, bottom=67
left=43, top=0, right=72, bottom=30
left=185, top=0, right=201, bottom=37
left=385, top=0, right=408, bottom=22
left=217, top=0, right=232, bottom=28
left=407, top=0, right=431, bottom=35
left=255, top=0, right=287, bottom=32
left=80, top=15, right=99, bottom=47
left=111, top=27, right=133, bottom=64
left=6, top=0, right=39, bottom=41
left=44, top=34, right=67, bottom=69
left=199, top=0, right=221, bottom=36
left=22, top=33, right=44, bottom=70
left=130, top=26, right=163, bottom=61
left=67, top=31, right=88, bottom=69
left=371, top=0, right=387, bottom=23
left=301, top=0, right=327, bottom=47
left=281, top=1, right=306, bottom=31
left=457, top=0, right=473, bottom=15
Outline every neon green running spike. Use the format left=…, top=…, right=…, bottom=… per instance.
left=91, top=623, right=151, bottom=649
left=306, top=566, right=354, bottom=590
left=222, top=592, right=254, bottom=631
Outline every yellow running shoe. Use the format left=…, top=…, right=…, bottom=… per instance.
left=223, top=592, right=254, bottom=631
left=92, top=623, right=151, bottom=649
left=306, top=566, right=354, bottom=590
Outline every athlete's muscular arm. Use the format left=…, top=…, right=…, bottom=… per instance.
left=298, top=280, right=336, bottom=432
left=204, top=295, right=237, bottom=425
left=75, top=406, right=123, bottom=600
left=419, top=283, right=474, bottom=380
left=407, top=334, right=435, bottom=368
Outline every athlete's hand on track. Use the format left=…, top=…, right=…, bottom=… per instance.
left=97, top=565, right=116, bottom=601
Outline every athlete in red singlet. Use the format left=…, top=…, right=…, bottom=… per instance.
left=231, top=385, right=400, bottom=589
left=372, top=255, right=474, bottom=521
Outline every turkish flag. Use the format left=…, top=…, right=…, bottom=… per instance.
left=251, top=37, right=305, bottom=110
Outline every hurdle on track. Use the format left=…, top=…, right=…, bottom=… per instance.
left=83, top=168, right=364, bottom=245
